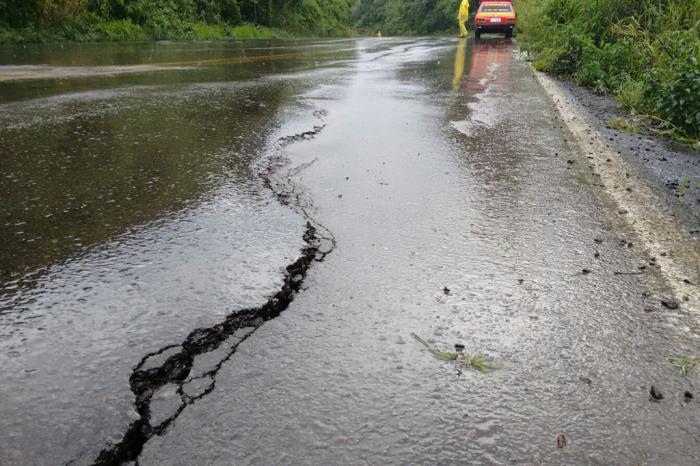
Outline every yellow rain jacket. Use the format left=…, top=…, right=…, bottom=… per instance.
left=458, top=0, right=470, bottom=37
left=458, top=0, right=470, bottom=20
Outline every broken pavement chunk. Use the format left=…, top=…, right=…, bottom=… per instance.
left=661, top=299, right=679, bottom=310
left=557, top=434, right=567, bottom=448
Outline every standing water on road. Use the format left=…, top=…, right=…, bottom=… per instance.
left=0, top=39, right=354, bottom=465
left=2, top=38, right=700, bottom=465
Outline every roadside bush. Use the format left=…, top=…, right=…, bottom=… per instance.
left=1, top=0, right=356, bottom=42
left=93, top=19, right=147, bottom=41
left=516, top=0, right=700, bottom=142
left=230, top=23, right=287, bottom=39
left=191, top=21, right=229, bottom=39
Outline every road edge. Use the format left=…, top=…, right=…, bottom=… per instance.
left=532, top=69, right=699, bottom=313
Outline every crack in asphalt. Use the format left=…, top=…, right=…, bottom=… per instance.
left=91, top=107, right=334, bottom=466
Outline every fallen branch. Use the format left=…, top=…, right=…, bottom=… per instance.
left=411, top=333, right=498, bottom=373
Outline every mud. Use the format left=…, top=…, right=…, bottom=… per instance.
left=555, top=78, right=700, bottom=223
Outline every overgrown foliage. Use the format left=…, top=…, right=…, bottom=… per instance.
left=516, top=0, right=700, bottom=142
left=353, top=0, right=475, bottom=35
left=0, top=0, right=354, bottom=42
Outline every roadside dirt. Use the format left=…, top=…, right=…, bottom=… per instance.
left=535, top=71, right=700, bottom=313
left=560, top=79, right=700, bottom=220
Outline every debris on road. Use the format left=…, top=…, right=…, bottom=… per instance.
left=664, top=355, right=698, bottom=376
left=411, top=333, right=498, bottom=373
left=650, top=386, right=664, bottom=401
left=661, top=298, right=680, bottom=310
left=557, top=434, right=567, bottom=448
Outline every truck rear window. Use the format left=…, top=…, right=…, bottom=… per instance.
left=481, top=4, right=513, bottom=12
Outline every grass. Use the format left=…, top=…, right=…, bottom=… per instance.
left=514, top=0, right=700, bottom=147
left=230, top=24, right=289, bottom=40
left=411, top=333, right=498, bottom=373
left=0, top=21, right=290, bottom=44
left=608, top=117, right=641, bottom=135
left=665, top=355, right=699, bottom=376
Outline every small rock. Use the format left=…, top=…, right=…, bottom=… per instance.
left=661, top=299, right=679, bottom=310
left=338, top=194, right=343, bottom=199
left=567, top=160, right=575, bottom=164
left=579, top=377, right=592, bottom=385
left=443, top=287, right=451, bottom=296
left=582, top=268, right=592, bottom=275
left=618, top=209, right=628, bottom=215
left=594, top=238, right=603, bottom=244
left=684, top=391, right=694, bottom=402
left=650, top=386, right=664, bottom=401
left=518, top=279, right=524, bottom=285
left=557, top=434, right=567, bottom=448
left=594, top=252, right=600, bottom=259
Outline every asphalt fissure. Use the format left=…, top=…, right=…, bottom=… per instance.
left=92, top=109, right=334, bottom=466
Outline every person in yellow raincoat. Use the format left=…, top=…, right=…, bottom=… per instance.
left=458, top=0, right=470, bottom=38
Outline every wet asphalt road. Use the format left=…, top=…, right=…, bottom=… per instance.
left=1, top=38, right=699, bottom=465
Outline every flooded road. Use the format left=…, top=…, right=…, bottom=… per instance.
left=1, top=38, right=699, bottom=465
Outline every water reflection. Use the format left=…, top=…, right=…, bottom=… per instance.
left=452, top=38, right=513, bottom=95
left=0, top=39, right=356, bottom=466
left=0, top=81, right=288, bottom=284
left=452, top=38, right=467, bottom=91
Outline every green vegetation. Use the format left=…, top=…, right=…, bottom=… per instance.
left=607, top=117, right=641, bottom=135
left=665, top=355, right=698, bottom=375
left=352, top=0, right=477, bottom=35
left=411, top=333, right=498, bottom=373
left=0, top=0, right=352, bottom=43
left=516, top=0, right=700, bottom=143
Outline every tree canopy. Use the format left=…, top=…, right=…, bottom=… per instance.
left=353, top=0, right=469, bottom=35
left=0, top=0, right=357, bottom=38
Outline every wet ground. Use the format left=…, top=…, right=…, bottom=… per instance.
left=557, top=80, right=700, bottom=224
left=1, top=38, right=699, bottom=465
